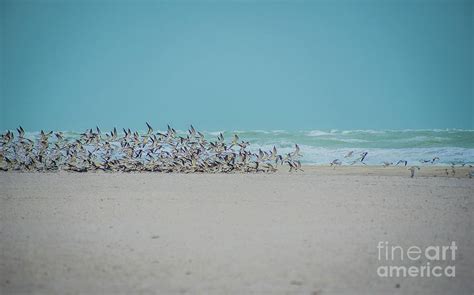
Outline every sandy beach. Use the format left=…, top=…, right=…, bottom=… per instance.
left=1, top=166, right=473, bottom=294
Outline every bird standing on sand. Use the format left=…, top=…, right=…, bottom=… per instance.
left=408, top=166, right=420, bottom=178
left=287, top=160, right=304, bottom=172
left=330, top=159, right=342, bottom=169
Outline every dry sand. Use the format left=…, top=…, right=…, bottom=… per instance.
left=1, top=166, right=473, bottom=294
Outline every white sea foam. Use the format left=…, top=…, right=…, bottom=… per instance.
left=207, top=131, right=225, bottom=136
left=306, top=130, right=331, bottom=136
left=341, top=129, right=386, bottom=134
left=336, top=138, right=369, bottom=143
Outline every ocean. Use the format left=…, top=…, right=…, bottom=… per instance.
left=231, top=129, right=474, bottom=166
left=13, top=129, right=474, bottom=166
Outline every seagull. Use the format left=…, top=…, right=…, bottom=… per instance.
left=287, top=160, right=304, bottom=172
left=352, top=152, right=368, bottom=165
left=275, top=154, right=284, bottom=165
left=231, top=134, right=239, bottom=146
left=396, top=160, right=408, bottom=166
left=382, top=162, right=393, bottom=167
left=263, top=163, right=277, bottom=172
left=146, top=122, right=153, bottom=135
left=295, top=160, right=304, bottom=172
left=291, top=144, right=302, bottom=157
left=330, top=159, right=342, bottom=169
left=189, top=125, right=196, bottom=136
left=17, top=126, right=25, bottom=138
left=408, top=166, right=420, bottom=178
left=344, top=151, right=354, bottom=158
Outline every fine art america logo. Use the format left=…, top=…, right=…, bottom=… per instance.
left=377, top=241, right=457, bottom=278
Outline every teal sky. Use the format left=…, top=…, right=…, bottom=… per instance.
left=1, top=0, right=473, bottom=131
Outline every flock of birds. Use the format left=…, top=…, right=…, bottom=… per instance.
left=329, top=151, right=473, bottom=178
left=0, top=124, right=303, bottom=173
left=1, top=124, right=472, bottom=178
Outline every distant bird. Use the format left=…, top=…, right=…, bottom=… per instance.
left=420, top=157, right=440, bottom=164
left=295, top=160, right=304, bottom=172
left=330, top=159, right=342, bottom=169
left=344, top=151, right=354, bottom=158
left=291, top=144, right=302, bottom=157
left=17, top=126, right=25, bottom=138
left=188, top=125, right=196, bottom=136
left=231, top=134, right=239, bottom=146
left=351, top=152, right=368, bottom=165
left=146, top=122, right=153, bottom=135
left=396, top=160, right=408, bottom=166
left=288, top=160, right=304, bottom=172
left=275, top=154, right=284, bottom=165
left=408, top=166, right=420, bottom=178
left=382, top=162, right=393, bottom=167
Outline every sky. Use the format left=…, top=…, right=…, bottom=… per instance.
left=1, top=0, right=473, bottom=132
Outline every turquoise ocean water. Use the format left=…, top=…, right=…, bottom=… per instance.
left=15, top=129, right=474, bottom=166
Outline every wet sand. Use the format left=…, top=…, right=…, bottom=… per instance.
left=1, top=166, right=473, bottom=294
